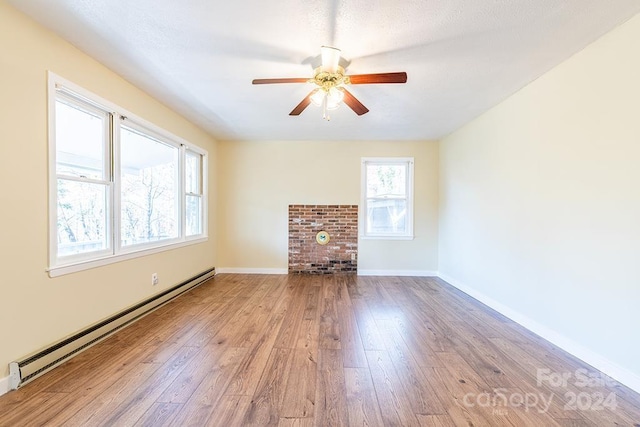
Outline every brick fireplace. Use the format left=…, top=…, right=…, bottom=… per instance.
left=288, top=204, right=358, bottom=274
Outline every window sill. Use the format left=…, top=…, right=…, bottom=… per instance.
left=47, top=236, right=208, bottom=278
left=359, top=234, right=414, bottom=241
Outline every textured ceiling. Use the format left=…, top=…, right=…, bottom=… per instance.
left=9, top=0, right=640, bottom=141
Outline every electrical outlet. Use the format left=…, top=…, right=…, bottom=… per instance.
left=151, top=273, right=158, bottom=286
left=351, top=253, right=357, bottom=261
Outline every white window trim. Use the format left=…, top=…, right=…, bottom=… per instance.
left=116, top=118, right=182, bottom=254
left=360, top=157, right=414, bottom=240
left=48, top=72, right=208, bottom=277
left=48, top=238, right=208, bottom=277
left=184, top=148, right=206, bottom=239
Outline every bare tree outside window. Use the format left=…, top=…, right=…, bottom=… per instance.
left=57, top=180, right=108, bottom=255
left=55, top=98, right=109, bottom=257
left=362, top=158, right=414, bottom=238
left=120, top=127, right=178, bottom=246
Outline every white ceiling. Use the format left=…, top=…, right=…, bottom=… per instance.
left=10, top=0, right=640, bottom=141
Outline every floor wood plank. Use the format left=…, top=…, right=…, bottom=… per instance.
left=94, top=346, right=202, bottom=426
left=375, top=318, right=447, bottom=415
left=169, top=346, right=248, bottom=426
left=242, top=347, right=291, bottom=425
left=365, top=350, right=419, bottom=426
left=344, top=367, right=384, bottom=426
left=280, top=348, right=317, bottom=418
left=314, top=349, right=349, bottom=426
left=0, top=274, right=638, bottom=426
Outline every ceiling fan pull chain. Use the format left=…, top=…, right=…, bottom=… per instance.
left=322, top=94, right=330, bottom=121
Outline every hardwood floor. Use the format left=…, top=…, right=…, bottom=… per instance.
left=1, top=274, right=639, bottom=426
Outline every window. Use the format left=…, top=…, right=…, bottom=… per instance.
left=49, top=73, right=207, bottom=276
left=120, top=124, right=179, bottom=247
left=185, top=149, right=203, bottom=237
left=361, top=157, right=414, bottom=239
left=55, top=94, right=112, bottom=260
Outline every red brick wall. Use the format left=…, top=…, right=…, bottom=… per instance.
left=288, top=204, right=358, bottom=274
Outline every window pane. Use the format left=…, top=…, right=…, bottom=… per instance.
left=57, top=179, right=108, bottom=256
left=120, top=127, right=179, bottom=246
left=185, top=151, right=201, bottom=194
left=366, top=164, right=406, bottom=197
left=56, top=99, right=106, bottom=180
left=366, top=199, right=407, bottom=234
left=186, top=195, right=202, bottom=236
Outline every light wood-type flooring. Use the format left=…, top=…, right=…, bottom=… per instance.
left=1, top=274, right=639, bottom=426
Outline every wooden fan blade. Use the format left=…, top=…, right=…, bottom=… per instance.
left=289, top=91, right=316, bottom=116
left=342, top=88, right=369, bottom=116
left=252, top=77, right=309, bottom=84
left=348, top=72, right=407, bottom=84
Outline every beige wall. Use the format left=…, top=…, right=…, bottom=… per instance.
left=217, top=140, right=439, bottom=273
left=6, top=0, right=637, bottom=397
left=0, top=2, right=218, bottom=379
left=439, top=14, right=640, bottom=387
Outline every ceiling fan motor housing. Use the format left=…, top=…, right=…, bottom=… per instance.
left=311, top=66, right=350, bottom=92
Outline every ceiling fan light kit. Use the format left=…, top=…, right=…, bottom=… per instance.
left=310, top=87, right=344, bottom=120
left=252, top=46, right=407, bottom=120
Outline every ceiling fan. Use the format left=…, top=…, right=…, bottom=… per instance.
left=252, top=46, right=407, bottom=120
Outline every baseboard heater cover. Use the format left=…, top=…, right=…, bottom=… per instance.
left=9, top=267, right=216, bottom=390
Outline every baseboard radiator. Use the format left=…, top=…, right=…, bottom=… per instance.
left=9, top=267, right=216, bottom=390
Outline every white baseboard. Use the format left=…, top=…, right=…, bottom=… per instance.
left=0, top=374, right=10, bottom=397
left=358, top=269, right=439, bottom=277
left=216, top=268, right=440, bottom=277
left=216, top=267, right=288, bottom=275
left=438, top=272, right=640, bottom=395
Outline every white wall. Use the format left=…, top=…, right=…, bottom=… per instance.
left=0, top=2, right=217, bottom=385
left=217, top=140, right=439, bottom=275
left=439, top=13, right=640, bottom=389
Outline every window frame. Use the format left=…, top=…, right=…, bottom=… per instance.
left=116, top=118, right=182, bottom=253
left=53, top=92, right=114, bottom=264
left=184, top=148, right=205, bottom=238
left=360, top=157, right=414, bottom=240
left=48, top=72, right=208, bottom=277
